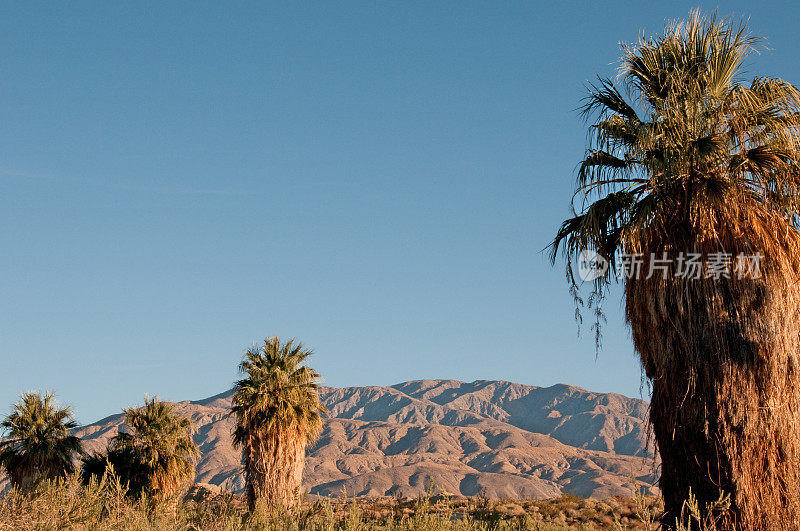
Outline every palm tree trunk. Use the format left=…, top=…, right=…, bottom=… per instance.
left=627, top=262, right=800, bottom=529
left=245, top=429, right=306, bottom=511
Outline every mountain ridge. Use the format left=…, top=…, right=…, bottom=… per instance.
left=2, top=379, right=658, bottom=499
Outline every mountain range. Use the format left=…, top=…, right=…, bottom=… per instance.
left=4, top=380, right=659, bottom=499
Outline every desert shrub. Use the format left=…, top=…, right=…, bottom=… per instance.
left=0, top=476, right=671, bottom=530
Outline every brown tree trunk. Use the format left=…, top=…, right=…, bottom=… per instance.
left=244, top=429, right=306, bottom=512
left=627, top=260, right=800, bottom=529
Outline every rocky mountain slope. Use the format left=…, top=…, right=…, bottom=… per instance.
left=11, top=380, right=659, bottom=499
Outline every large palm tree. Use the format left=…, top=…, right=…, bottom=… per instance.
left=232, top=336, right=326, bottom=510
left=82, top=397, right=198, bottom=501
left=551, top=12, right=800, bottom=528
left=0, top=392, right=82, bottom=490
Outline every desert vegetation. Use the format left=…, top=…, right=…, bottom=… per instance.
left=552, top=10, right=800, bottom=529
left=6, top=10, right=800, bottom=528
left=0, top=473, right=670, bottom=530
left=81, top=396, right=199, bottom=501
left=0, top=336, right=329, bottom=525
left=0, top=347, right=720, bottom=530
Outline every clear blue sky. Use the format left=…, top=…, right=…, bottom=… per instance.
left=2, top=2, right=799, bottom=424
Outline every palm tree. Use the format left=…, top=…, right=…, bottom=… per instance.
left=0, top=392, right=82, bottom=490
left=232, top=336, right=326, bottom=510
left=82, top=397, right=198, bottom=501
left=551, top=12, right=800, bottom=528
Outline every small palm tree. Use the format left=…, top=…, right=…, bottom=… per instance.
left=0, top=392, right=82, bottom=490
left=232, top=336, right=326, bottom=510
left=552, top=12, right=800, bottom=527
left=82, top=397, right=198, bottom=501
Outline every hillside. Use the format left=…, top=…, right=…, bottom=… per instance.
left=9, top=380, right=658, bottom=499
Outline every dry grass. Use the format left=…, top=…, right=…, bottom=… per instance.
left=0, top=475, right=670, bottom=530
